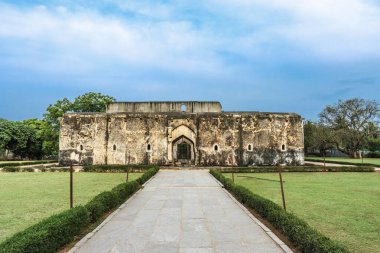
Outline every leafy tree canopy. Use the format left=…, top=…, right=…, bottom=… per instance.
left=0, top=119, right=40, bottom=159
left=318, top=98, right=379, bottom=158
left=44, top=92, right=115, bottom=130
left=304, top=120, right=336, bottom=154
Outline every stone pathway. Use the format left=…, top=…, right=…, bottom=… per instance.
left=70, top=170, right=291, bottom=253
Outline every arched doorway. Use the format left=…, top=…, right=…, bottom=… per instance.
left=172, top=136, right=195, bottom=165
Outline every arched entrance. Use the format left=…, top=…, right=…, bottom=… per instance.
left=172, top=136, right=195, bottom=165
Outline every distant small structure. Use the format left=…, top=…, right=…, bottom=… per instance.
left=59, top=101, right=304, bottom=166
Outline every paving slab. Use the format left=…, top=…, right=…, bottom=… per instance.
left=70, top=170, right=290, bottom=253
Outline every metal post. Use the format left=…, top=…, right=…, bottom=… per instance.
left=278, top=164, right=286, bottom=211
left=126, top=168, right=129, bottom=182
left=232, top=170, right=235, bottom=183
left=362, top=149, right=364, bottom=164
left=70, top=164, right=73, bottom=209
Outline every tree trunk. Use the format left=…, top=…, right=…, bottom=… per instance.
left=350, top=151, right=361, bottom=159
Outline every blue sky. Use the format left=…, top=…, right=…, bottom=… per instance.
left=0, top=0, right=379, bottom=121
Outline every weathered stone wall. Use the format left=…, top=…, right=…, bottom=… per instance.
left=59, top=114, right=107, bottom=165
left=107, top=101, right=222, bottom=113
left=59, top=111, right=304, bottom=166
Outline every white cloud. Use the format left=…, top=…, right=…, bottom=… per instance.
left=207, top=0, right=380, bottom=60
left=1, top=0, right=380, bottom=80
left=0, top=3, right=225, bottom=76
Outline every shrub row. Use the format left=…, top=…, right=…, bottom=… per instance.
left=83, top=164, right=159, bottom=173
left=210, top=169, right=349, bottom=253
left=0, top=160, right=57, bottom=167
left=136, top=167, right=160, bottom=185
left=218, top=165, right=375, bottom=173
left=0, top=167, right=159, bottom=253
left=0, top=206, right=90, bottom=253
left=85, top=180, right=139, bottom=222
left=305, top=158, right=377, bottom=167
left=1, top=167, right=70, bottom=172
left=365, top=151, right=380, bottom=158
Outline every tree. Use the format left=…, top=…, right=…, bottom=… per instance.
left=22, top=119, right=58, bottom=157
left=304, top=120, right=336, bottom=155
left=44, top=92, right=115, bottom=130
left=0, top=119, right=40, bottom=159
left=44, top=98, right=72, bottom=131
left=366, top=123, right=380, bottom=152
left=319, top=98, right=379, bottom=158
left=71, top=92, right=115, bottom=112
left=42, top=92, right=116, bottom=156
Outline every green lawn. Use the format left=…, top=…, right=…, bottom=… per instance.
left=305, top=157, right=380, bottom=166
left=225, top=172, right=380, bottom=253
left=0, top=172, right=141, bottom=243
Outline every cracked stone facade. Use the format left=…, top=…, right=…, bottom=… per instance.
left=59, top=101, right=304, bottom=166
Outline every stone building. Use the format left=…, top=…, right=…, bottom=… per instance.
left=59, top=101, right=304, bottom=166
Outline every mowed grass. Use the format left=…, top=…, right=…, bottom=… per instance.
left=0, top=172, right=142, bottom=243
left=305, top=157, right=380, bottom=166
left=225, top=172, right=380, bottom=253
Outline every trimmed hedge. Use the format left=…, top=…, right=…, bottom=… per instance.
left=0, top=206, right=90, bottom=253
left=218, top=165, right=375, bottom=173
left=1, top=167, right=70, bottom=172
left=136, top=167, right=160, bottom=185
left=210, top=169, right=349, bottom=253
left=0, top=160, right=57, bottom=167
left=83, top=164, right=159, bottom=173
left=366, top=152, right=380, bottom=158
left=0, top=167, right=159, bottom=252
left=85, top=180, right=139, bottom=222
left=305, top=158, right=377, bottom=167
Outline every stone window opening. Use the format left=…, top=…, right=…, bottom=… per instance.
left=281, top=144, right=286, bottom=151
left=113, top=144, right=117, bottom=151
left=147, top=144, right=152, bottom=152
left=247, top=144, right=253, bottom=151
left=80, top=145, right=83, bottom=151
left=214, top=144, right=219, bottom=152
left=181, top=104, right=187, bottom=112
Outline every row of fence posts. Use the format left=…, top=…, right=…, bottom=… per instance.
left=231, top=163, right=287, bottom=211
left=69, top=164, right=130, bottom=209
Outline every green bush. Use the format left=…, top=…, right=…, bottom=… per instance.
left=210, top=169, right=349, bottom=253
left=218, top=165, right=375, bottom=173
left=111, top=181, right=139, bottom=205
left=366, top=152, right=380, bottom=158
left=1, top=167, right=70, bottom=173
left=85, top=191, right=118, bottom=223
left=136, top=167, right=159, bottom=185
left=0, top=167, right=160, bottom=252
left=2, top=167, right=20, bottom=172
left=82, top=164, right=159, bottom=173
left=86, top=167, right=157, bottom=222
left=0, top=206, right=90, bottom=253
left=0, top=160, right=57, bottom=167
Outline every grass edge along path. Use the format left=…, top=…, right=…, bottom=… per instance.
left=305, top=157, right=380, bottom=167
left=0, top=167, right=159, bottom=253
left=225, top=172, right=379, bottom=253
left=209, top=169, right=349, bottom=253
